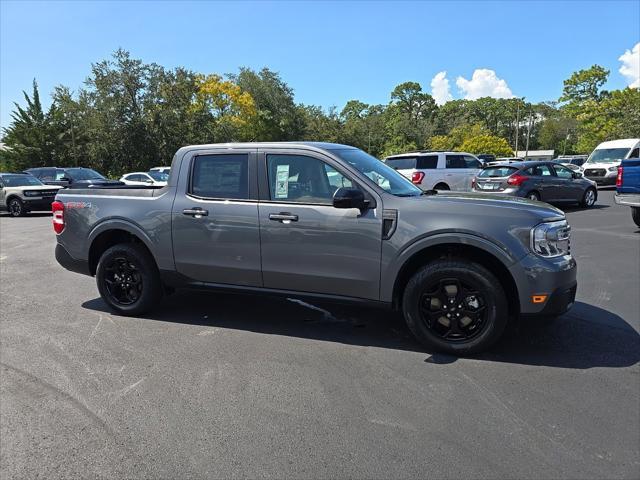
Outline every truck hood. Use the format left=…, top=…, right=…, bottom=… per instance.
left=396, top=191, right=565, bottom=223
left=583, top=162, right=620, bottom=170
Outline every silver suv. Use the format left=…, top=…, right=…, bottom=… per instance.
left=384, top=151, right=483, bottom=191
left=0, top=173, right=61, bottom=217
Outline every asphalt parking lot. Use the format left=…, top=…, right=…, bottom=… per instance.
left=1, top=189, right=638, bottom=479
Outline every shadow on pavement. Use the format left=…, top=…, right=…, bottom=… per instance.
left=82, top=293, right=639, bottom=370
left=0, top=212, right=52, bottom=218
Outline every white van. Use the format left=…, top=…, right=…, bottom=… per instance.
left=582, top=139, right=640, bottom=185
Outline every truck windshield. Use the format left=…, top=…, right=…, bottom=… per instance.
left=331, top=149, right=422, bottom=197
left=586, top=148, right=630, bottom=163
left=65, top=168, right=106, bottom=180
left=0, top=175, right=44, bottom=187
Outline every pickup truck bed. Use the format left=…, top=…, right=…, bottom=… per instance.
left=614, top=158, right=640, bottom=227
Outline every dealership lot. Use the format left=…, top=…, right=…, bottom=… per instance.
left=0, top=189, right=638, bottom=479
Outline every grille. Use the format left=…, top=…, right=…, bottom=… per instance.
left=584, top=169, right=606, bottom=177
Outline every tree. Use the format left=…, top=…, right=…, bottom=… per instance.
left=1, top=80, right=58, bottom=171
left=459, top=135, right=513, bottom=156
left=231, top=67, right=303, bottom=141
left=560, top=65, right=609, bottom=105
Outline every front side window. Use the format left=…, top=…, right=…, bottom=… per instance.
left=149, top=171, right=168, bottom=182
left=463, top=155, right=482, bottom=169
left=267, top=154, right=350, bottom=204
left=554, top=165, right=574, bottom=179
left=446, top=155, right=466, bottom=169
left=190, top=154, right=248, bottom=199
left=331, top=148, right=422, bottom=197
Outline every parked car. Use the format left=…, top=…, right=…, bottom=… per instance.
left=25, top=167, right=124, bottom=188
left=0, top=173, right=62, bottom=217
left=150, top=166, right=171, bottom=175
left=582, top=138, right=640, bottom=185
left=384, top=151, right=482, bottom=191
left=487, top=157, right=523, bottom=166
left=472, top=161, right=597, bottom=207
left=120, top=171, right=168, bottom=186
left=556, top=155, right=587, bottom=168
left=53, top=142, right=577, bottom=355
left=614, top=158, right=640, bottom=227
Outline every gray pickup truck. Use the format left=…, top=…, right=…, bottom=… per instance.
left=53, top=142, right=577, bottom=354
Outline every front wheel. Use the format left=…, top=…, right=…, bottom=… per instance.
left=8, top=198, right=26, bottom=217
left=96, top=243, right=163, bottom=316
left=580, top=188, right=596, bottom=208
left=632, top=207, right=640, bottom=228
left=402, top=259, right=508, bottom=355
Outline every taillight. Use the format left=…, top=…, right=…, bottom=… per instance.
left=507, top=173, right=528, bottom=187
left=411, top=171, right=425, bottom=184
left=52, top=200, right=65, bottom=234
left=471, top=177, right=477, bottom=189
left=616, top=166, right=623, bottom=187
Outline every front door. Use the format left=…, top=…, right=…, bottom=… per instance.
left=257, top=150, right=383, bottom=300
left=552, top=164, right=584, bottom=202
left=172, top=151, right=262, bottom=286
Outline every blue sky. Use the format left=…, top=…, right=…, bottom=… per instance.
left=1, top=0, right=639, bottom=129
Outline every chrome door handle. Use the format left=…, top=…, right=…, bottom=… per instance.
left=183, top=208, right=209, bottom=217
left=269, top=213, right=298, bottom=223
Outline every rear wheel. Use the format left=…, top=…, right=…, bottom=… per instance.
left=632, top=207, right=640, bottom=227
left=525, top=191, right=540, bottom=201
left=8, top=198, right=26, bottom=217
left=96, top=243, right=162, bottom=316
left=434, top=183, right=450, bottom=191
left=402, top=259, right=508, bottom=355
left=580, top=188, right=596, bottom=208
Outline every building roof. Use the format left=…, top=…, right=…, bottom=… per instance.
left=514, top=150, right=555, bottom=157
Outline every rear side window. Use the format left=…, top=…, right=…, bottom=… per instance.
left=478, top=166, right=519, bottom=177
left=417, top=156, right=438, bottom=169
left=190, top=154, right=249, bottom=199
left=385, top=157, right=417, bottom=170
left=525, top=164, right=554, bottom=176
left=446, top=155, right=466, bottom=169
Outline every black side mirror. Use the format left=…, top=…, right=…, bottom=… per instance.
left=333, top=187, right=367, bottom=210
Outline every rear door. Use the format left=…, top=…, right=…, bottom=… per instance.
left=257, top=149, right=382, bottom=300
left=525, top=163, right=558, bottom=201
left=172, top=149, right=262, bottom=286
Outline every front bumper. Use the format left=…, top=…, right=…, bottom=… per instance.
left=585, top=174, right=616, bottom=185
left=614, top=193, right=640, bottom=208
left=509, top=253, right=577, bottom=316
left=23, top=198, right=56, bottom=211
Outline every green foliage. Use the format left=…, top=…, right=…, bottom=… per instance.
left=1, top=52, right=637, bottom=175
left=459, top=135, right=513, bottom=156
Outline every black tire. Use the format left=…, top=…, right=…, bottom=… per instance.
left=8, top=197, right=26, bottom=217
left=632, top=207, right=640, bottom=228
left=434, top=183, right=450, bottom=191
left=580, top=187, right=597, bottom=208
left=525, top=191, right=540, bottom=201
left=402, top=258, right=508, bottom=355
left=96, top=243, right=162, bottom=316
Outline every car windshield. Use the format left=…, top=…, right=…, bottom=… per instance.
left=149, top=171, right=169, bottom=181
left=331, top=149, right=423, bottom=197
left=586, top=148, right=630, bottom=164
left=478, top=166, right=519, bottom=178
left=0, top=174, right=44, bottom=187
left=65, top=168, right=106, bottom=180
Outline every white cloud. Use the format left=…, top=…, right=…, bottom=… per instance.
left=619, top=42, right=639, bottom=89
left=430, top=71, right=452, bottom=105
left=456, top=69, right=514, bottom=100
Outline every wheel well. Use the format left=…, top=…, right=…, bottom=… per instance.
left=88, top=229, right=152, bottom=275
left=392, top=243, right=520, bottom=317
left=434, top=182, right=449, bottom=190
left=5, top=195, right=20, bottom=206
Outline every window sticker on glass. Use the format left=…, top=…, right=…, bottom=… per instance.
left=275, top=164, right=290, bottom=199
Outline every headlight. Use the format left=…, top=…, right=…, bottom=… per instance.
left=608, top=166, right=618, bottom=172
left=23, top=190, right=40, bottom=197
left=531, top=220, right=571, bottom=257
